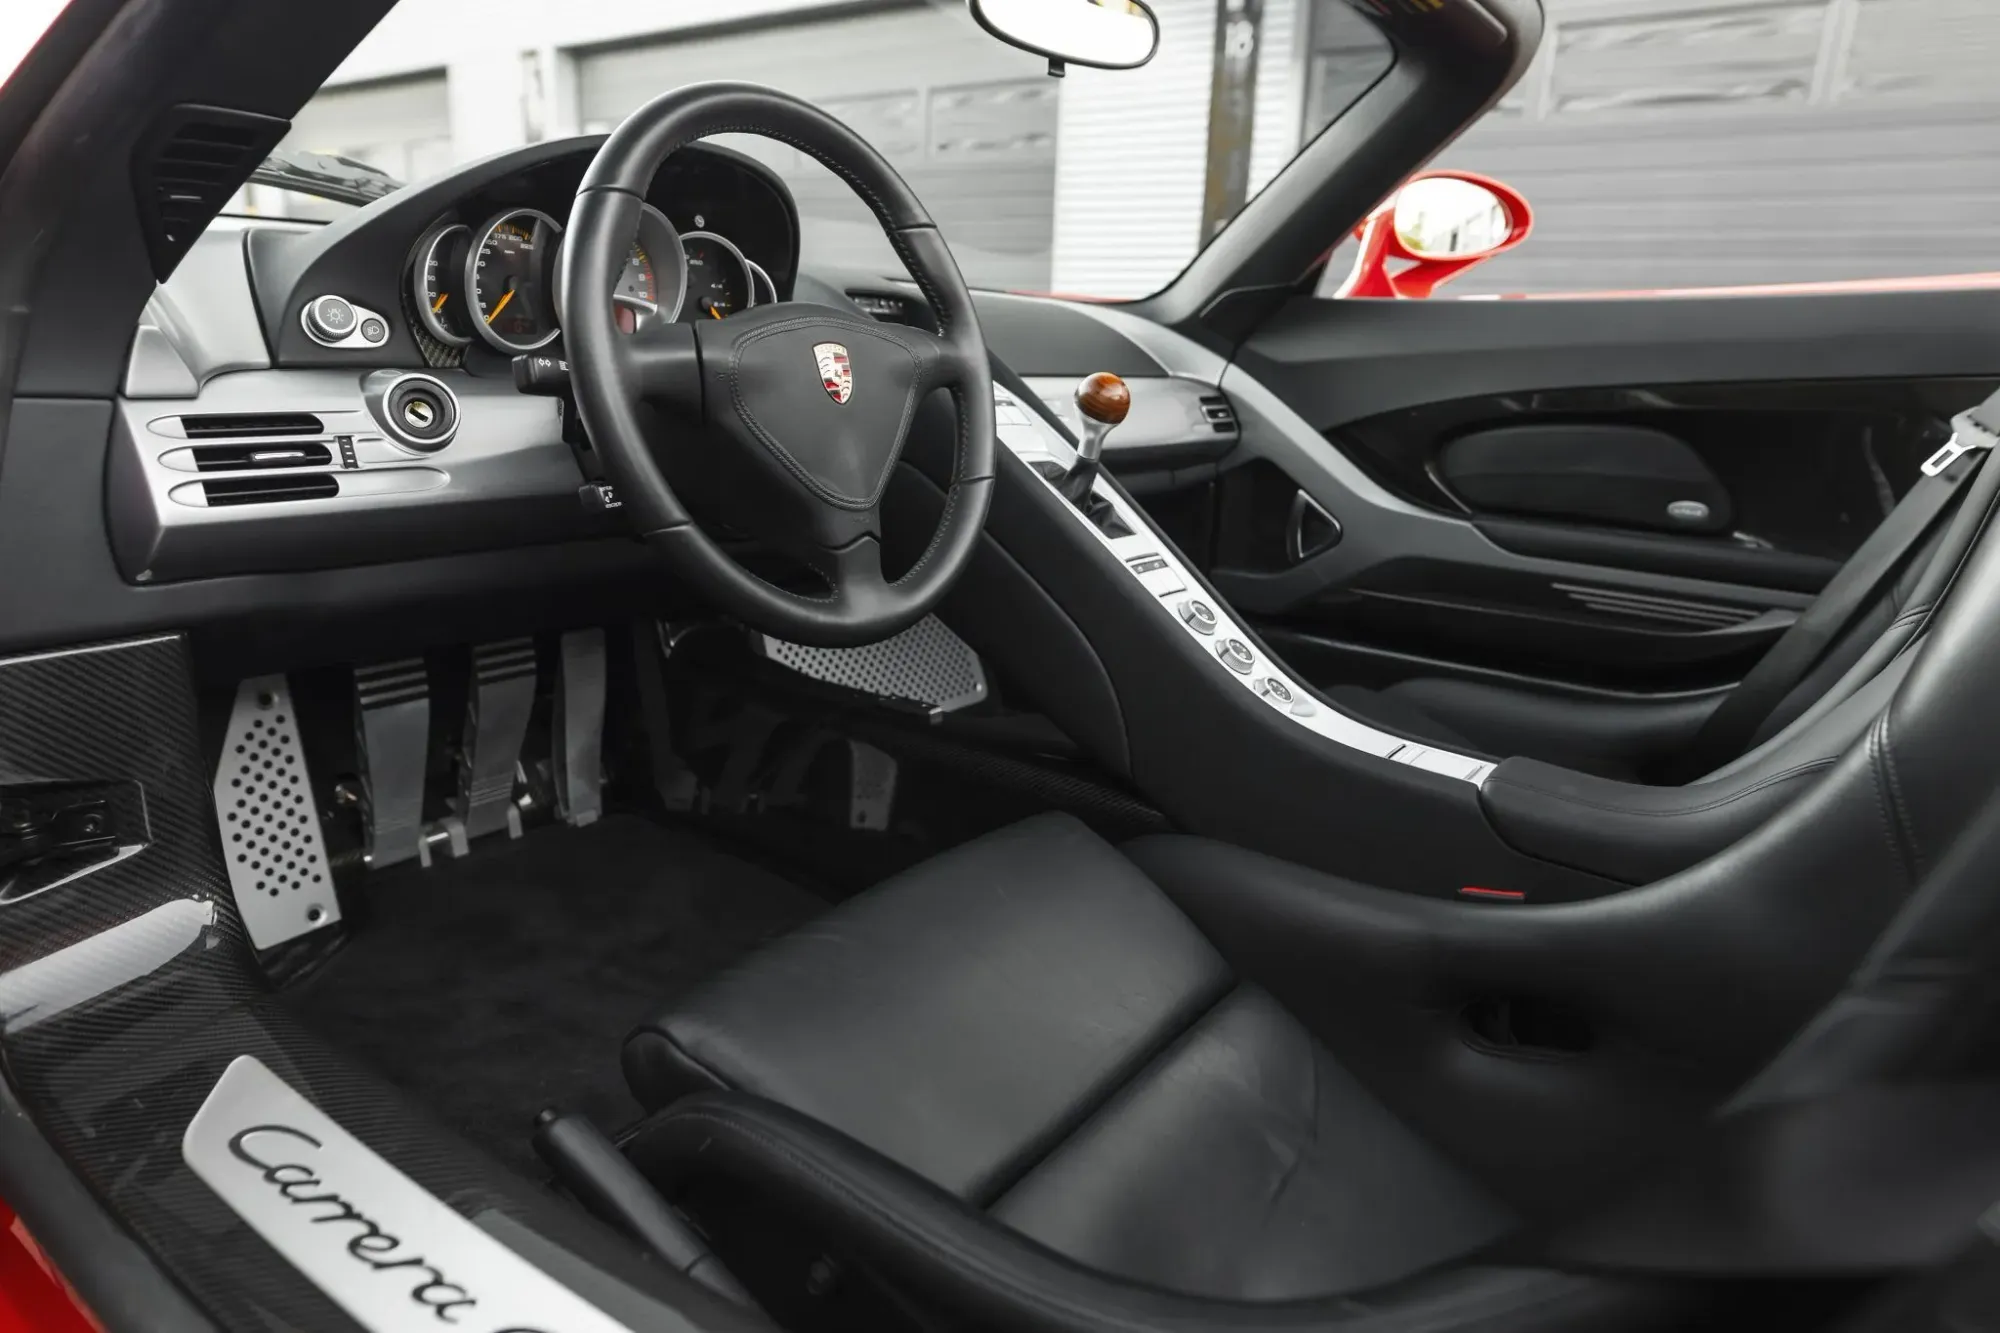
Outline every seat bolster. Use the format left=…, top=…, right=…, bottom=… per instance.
left=623, top=1023, right=728, bottom=1112
left=626, top=1092, right=1697, bottom=1333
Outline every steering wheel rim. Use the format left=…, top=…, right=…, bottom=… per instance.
left=563, top=82, right=996, bottom=648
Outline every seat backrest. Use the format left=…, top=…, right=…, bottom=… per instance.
left=1730, top=776, right=2000, bottom=1109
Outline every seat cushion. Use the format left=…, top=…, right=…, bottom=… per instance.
left=626, top=814, right=1516, bottom=1301
left=624, top=813, right=1234, bottom=1201
left=990, top=987, right=1515, bottom=1300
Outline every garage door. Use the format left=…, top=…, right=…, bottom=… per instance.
left=576, top=3, right=1056, bottom=289
left=1424, top=0, right=2000, bottom=294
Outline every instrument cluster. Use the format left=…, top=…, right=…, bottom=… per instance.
left=407, top=198, right=778, bottom=356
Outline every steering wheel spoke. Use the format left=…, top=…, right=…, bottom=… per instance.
left=616, top=320, right=704, bottom=414
left=807, top=530, right=895, bottom=616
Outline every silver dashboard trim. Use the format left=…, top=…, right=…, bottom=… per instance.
left=369, top=371, right=460, bottom=451
left=301, top=297, right=392, bottom=351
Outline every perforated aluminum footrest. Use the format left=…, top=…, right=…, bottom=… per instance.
left=214, top=675, right=336, bottom=950
left=760, top=615, right=987, bottom=712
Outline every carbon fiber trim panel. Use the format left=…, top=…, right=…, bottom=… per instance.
left=0, top=635, right=760, bottom=1333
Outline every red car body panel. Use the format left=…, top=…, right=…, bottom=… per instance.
left=0, top=1200, right=98, bottom=1333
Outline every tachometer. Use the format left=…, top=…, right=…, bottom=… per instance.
left=551, top=203, right=688, bottom=335
left=614, top=204, right=687, bottom=332
left=411, top=221, right=473, bottom=347
left=469, top=208, right=562, bottom=352
left=678, top=231, right=755, bottom=322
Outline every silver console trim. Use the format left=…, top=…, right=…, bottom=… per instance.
left=301, top=296, right=392, bottom=350
left=993, top=383, right=1495, bottom=787
left=368, top=371, right=460, bottom=451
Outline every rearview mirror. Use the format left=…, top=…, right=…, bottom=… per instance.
left=968, top=0, right=1161, bottom=74
left=1336, top=171, right=1533, bottom=300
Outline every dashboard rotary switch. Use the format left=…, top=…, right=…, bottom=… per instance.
left=1060, top=371, right=1131, bottom=506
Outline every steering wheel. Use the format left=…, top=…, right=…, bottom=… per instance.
left=562, top=83, right=996, bottom=648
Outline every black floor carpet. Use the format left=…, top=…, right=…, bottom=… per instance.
left=286, top=815, right=823, bottom=1180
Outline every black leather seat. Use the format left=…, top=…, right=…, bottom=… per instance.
left=624, top=815, right=1686, bottom=1328
left=619, top=419, right=2000, bottom=1329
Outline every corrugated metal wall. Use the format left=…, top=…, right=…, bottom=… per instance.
left=1422, top=0, right=2000, bottom=294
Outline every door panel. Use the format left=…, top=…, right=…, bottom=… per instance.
left=1178, top=291, right=2000, bottom=696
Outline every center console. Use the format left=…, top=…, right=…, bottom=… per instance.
left=992, top=380, right=1494, bottom=786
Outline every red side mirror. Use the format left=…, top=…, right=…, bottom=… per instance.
left=1335, top=170, right=1533, bottom=299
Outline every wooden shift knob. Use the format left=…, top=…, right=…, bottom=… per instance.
left=1075, top=372, right=1131, bottom=426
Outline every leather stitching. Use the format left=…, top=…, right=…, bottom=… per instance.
left=1867, top=712, right=1918, bottom=889
left=1876, top=709, right=1925, bottom=880
left=1484, top=758, right=1835, bottom=820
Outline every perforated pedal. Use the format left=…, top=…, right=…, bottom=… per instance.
left=214, top=675, right=336, bottom=950
left=761, top=615, right=986, bottom=712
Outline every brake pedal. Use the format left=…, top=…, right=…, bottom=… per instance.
left=353, top=658, right=429, bottom=869
left=452, top=638, right=536, bottom=842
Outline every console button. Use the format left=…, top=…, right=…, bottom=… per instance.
left=1217, top=638, right=1255, bottom=674
left=1258, top=676, right=1294, bottom=705
left=303, top=295, right=356, bottom=343
left=359, top=318, right=388, bottom=344
left=1179, top=600, right=1218, bottom=635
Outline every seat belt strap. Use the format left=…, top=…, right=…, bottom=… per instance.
left=1673, top=401, right=1997, bottom=781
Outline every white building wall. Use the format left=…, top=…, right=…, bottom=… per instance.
left=1049, top=0, right=1219, bottom=298
left=306, top=0, right=1251, bottom=299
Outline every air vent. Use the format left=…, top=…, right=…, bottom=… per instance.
left=180, top=413, right=325, bottom=439
left=132, top=105, right=289, bottom=280
left=1199, top=393, right=1239, bottom=435
left=849, top=292, right=911, bottom=323
left=190, top=442, right=333, bottom=472
left=202, top=474, right=339, bottom=507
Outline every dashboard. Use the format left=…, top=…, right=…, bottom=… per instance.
left=111, top=137, right=802, bottom=585
left=242, top=138, right=798, bottom=377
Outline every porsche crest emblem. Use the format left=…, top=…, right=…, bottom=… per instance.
left=814, top=342, right=853, bottom=405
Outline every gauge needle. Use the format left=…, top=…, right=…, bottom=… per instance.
left=707, top=302, right=722, bottom=319
left=431, top=292, right=449, bottom=313
left=485, top=288, right=515, bottom=325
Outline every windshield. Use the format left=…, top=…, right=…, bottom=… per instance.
left=0, top=0, right=68, bottom=87
left=251, top=0, right=1393, bottom=298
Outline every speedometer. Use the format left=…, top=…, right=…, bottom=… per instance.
left=678, top=231, right=755, bottom=322
left=468, top=208, right=562, bottom=352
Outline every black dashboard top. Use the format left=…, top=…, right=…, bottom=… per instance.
left=243, top=136, right=801, bottom=377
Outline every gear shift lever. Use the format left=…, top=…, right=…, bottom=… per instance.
left=1060, top=372, right=1130, bottom=506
